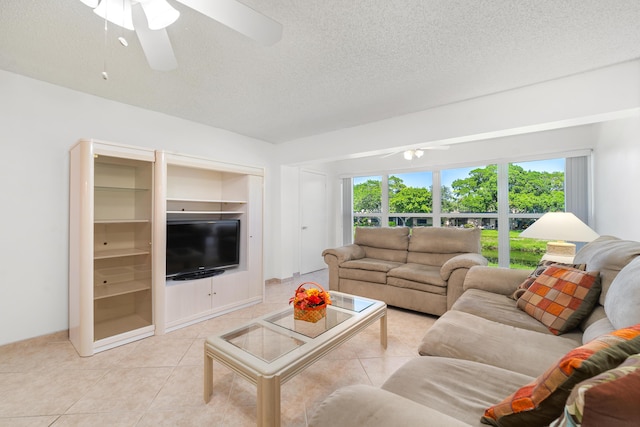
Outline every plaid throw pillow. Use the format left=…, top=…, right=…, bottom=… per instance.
left=482, top=324, right=640, bottom=427
left=551, top=354, right=640, bottom=427
left=511, top=260, right=586, bottom=300
left=516, top=265, right=600, bottom=335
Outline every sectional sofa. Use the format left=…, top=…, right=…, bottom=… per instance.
left=322, top=226, right=488, bottom=316
left=310, top=236, right=640, bottom=426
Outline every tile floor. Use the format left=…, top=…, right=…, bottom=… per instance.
left=0, top=270, right=437, bottom=426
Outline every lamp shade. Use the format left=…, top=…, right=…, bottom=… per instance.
left=520, top=212, right=599, bottom=242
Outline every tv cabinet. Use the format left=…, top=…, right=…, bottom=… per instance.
left=154, top=151, right=264, bottom=333
left=69, top=140, right=155, bottom=356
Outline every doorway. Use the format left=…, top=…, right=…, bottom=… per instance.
left=300, top=170, right=328, bottom=274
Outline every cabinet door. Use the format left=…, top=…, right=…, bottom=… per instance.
left=165, top=278, right=212, bottom=324
left=212, top=271, right=249, bottom=310
left=247, top=175, right=264, bottom=298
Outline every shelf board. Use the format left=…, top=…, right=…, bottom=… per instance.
left=94, top=219, right=151, bottom=224
left=94, top=279, right=151, bottom=299
left=166, top=197, right=247, bottom=204
left=166, top=210, right=244, bottom=215
left=94, top=248, right=150, bottom=259
left=95, top=186, right=150, bottom=192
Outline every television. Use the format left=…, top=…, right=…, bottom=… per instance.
left=166, top=219, right=240, bottom=280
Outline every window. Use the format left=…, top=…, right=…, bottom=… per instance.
left=388, top=171, right=433, bottom=227
left=508, top=159, right=565, bottom=269
left=349, top=155, right=584, bottom=268
left=353, top=176, right=382, bottom=228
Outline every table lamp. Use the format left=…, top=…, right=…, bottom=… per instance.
left=519, top=212, right=600, bottom=263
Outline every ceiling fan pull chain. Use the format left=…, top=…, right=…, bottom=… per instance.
left=102, top=6, right=109, bottom=79
left=118, top=0, right=129, bottom=47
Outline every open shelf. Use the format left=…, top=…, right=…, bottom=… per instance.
left=94, top=248, right=151, bottom=259
left=94, top=314, right=153, bottom=342
left=94, top=280, right=151, bottom=299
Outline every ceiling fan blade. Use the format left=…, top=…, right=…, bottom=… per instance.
left=132, top=3, right=178, bottom=71
left=175, top=0, right=283, bottom=45
left=421, top=146, right=450, bottom=150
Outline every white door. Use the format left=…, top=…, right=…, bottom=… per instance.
left=300, top=170, right=328, bottom=274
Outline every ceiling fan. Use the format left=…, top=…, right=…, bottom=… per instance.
left=80, top=0, right=283, bottom=71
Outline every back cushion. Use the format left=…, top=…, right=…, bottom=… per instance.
left=354, top=227, right=409, bottom=262
left=407, top=227, right=481, bottom=266
left=573, top=236, right=640, bottom=305
left=409, top=227, right=481, bottom=254
left=604, top=256, right=640, bottom=329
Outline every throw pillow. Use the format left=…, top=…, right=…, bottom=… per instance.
left=511, top=260, right=586, bottom=300
left=551, top=354, right=640, bottom=427
left=516, top=265, right=600, bottom=335
left=481, top=323, right=640, bottom=427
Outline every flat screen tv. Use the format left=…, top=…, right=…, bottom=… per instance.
left=166, top=219, right=240, bottom=280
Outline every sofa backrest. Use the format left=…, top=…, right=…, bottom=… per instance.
left=354, top=226, right=410, bottom=263
left=574, top=235, right=640, bottom=332
left=573, top=235, right=640, bottom=305
left=407, top=227, right=481, bottom=266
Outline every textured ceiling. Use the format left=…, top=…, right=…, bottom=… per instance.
left=1, top=0, right=640, bottom=143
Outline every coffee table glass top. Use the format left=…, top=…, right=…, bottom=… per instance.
left=220, top=293, right=377, bottom=363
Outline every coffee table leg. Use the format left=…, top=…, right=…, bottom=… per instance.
left=204, top=349, right=213, bottom=403
left=257, top=374, right=281, bottom=427
left=380, top=312, right=388, bottom=349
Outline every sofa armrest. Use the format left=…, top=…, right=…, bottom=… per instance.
left=308, top=384, right=471, bottom=427
left=440, top=253, right=489, bottom=280
left=322, top=244, right=365, bottom=264
left=463, top=265, right=532, bottom=296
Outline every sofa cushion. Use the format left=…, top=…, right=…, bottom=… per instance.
left=551, top=354, right=640, bottom=427
left=511, top=260, right=586, bottom=300
left=409, top=226, right=481, bottom=253
left=452, top=289, right=552, bottom=334
left=339, top=258, right=403, bottom=284
left=419, top=310, right=582, bottom=377
left=382, top=357, right=533, bottom=427
left=353, top=227, right=410, bottom=263
left=516, top=265, right=601, bottom=335
left=604, top=256, right=640, bottom=329
left=481, top=323, right=640, bottom=427
left=387, top=263, right=446, bottom=287
left=573, top=235, right=640, bottom=305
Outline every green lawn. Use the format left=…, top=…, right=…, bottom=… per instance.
left=481, top=229, right=546, bottom=269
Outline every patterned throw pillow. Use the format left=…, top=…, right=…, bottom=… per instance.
left=551, top=354, right=640, bottom=427
left=516, top=265, right=600, bottom=335
left=511, top=260, right=586, bottom=300
left=481, top=324, right=640, bottom=427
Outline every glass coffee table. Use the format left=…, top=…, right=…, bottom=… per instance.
left=204, top=291, right=387, bottom=426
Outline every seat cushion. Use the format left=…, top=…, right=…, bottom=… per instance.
left=387, top=263, right=446, bottom=287
left=419, top=310, right=582, bottom=377
left=339, top=258, right=403, bottom=284
left=452, top=289, right=553, bottom=334
left=382, top=357, right=533, bottom=427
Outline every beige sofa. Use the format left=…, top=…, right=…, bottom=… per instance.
left=322, top=226, right=488, bottom=316
left=310, top=236, right=640, bottom=426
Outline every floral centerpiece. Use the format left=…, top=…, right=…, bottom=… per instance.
left=289, top=282, right=332, bottom=323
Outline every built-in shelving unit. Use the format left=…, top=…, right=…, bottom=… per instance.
left=69, top=140, right=155, bottom=356
left=69, top=141, right=264, bottom=354
left=154, top=152, right=264, bottom=333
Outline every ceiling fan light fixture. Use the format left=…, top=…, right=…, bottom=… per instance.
left=81, top=0, right=101, bottom=7
left=140, top=0, right=180, bottom=30
left=414, top=149, right=424, bottom=158
left=404, top=150, right=414, bottom=160
left=94, top=0, right=134, bottom=30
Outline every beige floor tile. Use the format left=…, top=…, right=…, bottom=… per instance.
left=0, top=269, right=435, bottom=426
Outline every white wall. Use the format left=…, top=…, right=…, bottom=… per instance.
left=0, top=70, right=277, bottom=346
left=593, top=116, right=640, bottom=240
